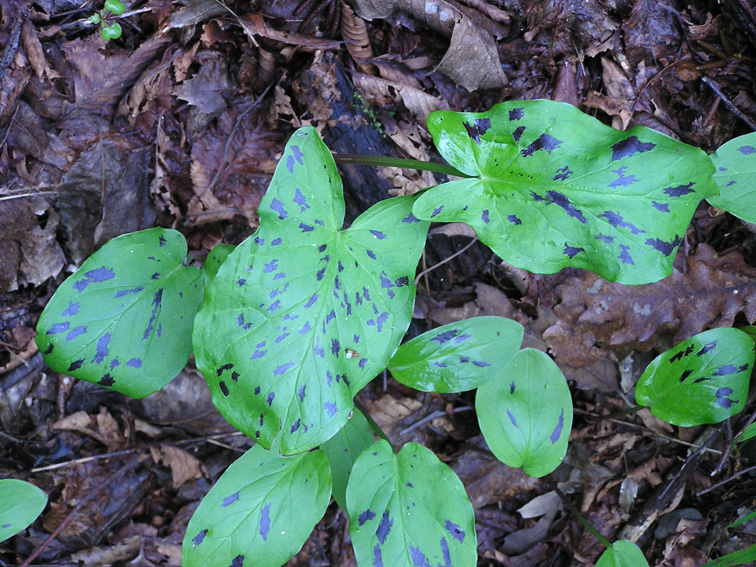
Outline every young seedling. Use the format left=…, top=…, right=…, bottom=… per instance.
left=32, top=99, right=756, bottom=567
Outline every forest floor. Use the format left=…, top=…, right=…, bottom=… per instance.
left=2, top=0, right=756, bottom=566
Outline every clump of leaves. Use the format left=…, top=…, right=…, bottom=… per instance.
left=32, top=100, right=756, bottom=567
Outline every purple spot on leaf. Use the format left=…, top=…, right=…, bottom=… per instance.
left=507, top=409, right=517, bottom=427
left=300, top=223, right=314, bottom=232
left=359, top=358, right=367, bottom=369
left=481, top=209, right=490, bottom=223
left=679, top=369, right=693, bottom=382
left=373, top=544, right=383, bottom=567
left=509, top=108, right=524, bottom=120
left=143, top=289, right=163, bottom=340
left=367, top=250, right=376, bottom=260
left=564, top=244, right=584, bottom=258
left=260, top=503, right=271, bottom=541
left=402, top=213, right=420, bottom=223
left=522, top=133, right=562, bottom=157
left=62, top=301, right=80, bottom=316
left=664, top=183, right=695, bottom=197
left=274, top=362, right=294, bottom=376
left=376, top=511, right=393, bottom=544
left=431, top=206, right=444, bottom=218
left=127, top=358, right=142, bottom=368
left=512, top=125, right=525, bottom=142
left=251, top=349, right=267, bottom=359
left=507, top=215, right=522, bottom=225
left=68, top=359, right=85, bottom=371
left=99, top=374, right=115, bottom=387
left=553, top=166, right=573, bottom=181
left=645, top=235, right=682, bottom=256
left=550, top=409, right=565, bottom=443
left=714, top=364, right=738, bottom=376
left=611, top=136, right=655, bottom=161
left=546, top=191, right=587, bottom=224
left=445, top=520, right=465, bottom=543
left=510, top=381, right=516, bottom=394
left=115, top=286, right=144, bottom=298
left=464, top=118, right=491, bottom=143
left=596, top=234, right=614, bottom=243
left=325, top=401, right=337, bottom=417
left=294, top=188, right=310, bottom=211
left=619, top=245, right=634, bottom=265
left=272, top=237, right=282, bottom=246
left=192, top=529, right=207, bottom=547
left=409, top=545, right=431, bottom=567
left=652, top=201, right=670, bottom=212
left=370, top=230, right=387, bottom=239
left=738, top=145, right=756, bottom=155
left=66, top=326, right=87, bottom=342
left=291, top=419, right=301, bottom=433
left=270, top=198, right=288, bottom=219
left=600, top=210, right=645, bottom=234
left=219, top=381, right=229, bottom=396
left=331, top=338, right=340, bottom=356
left=432, top=329, right=459, bottom=344
left=93, top=333, right=111, bottom=364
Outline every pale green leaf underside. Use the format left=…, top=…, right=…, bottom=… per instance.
left=635, top=328, right=754, bottom=427
left=476, top=348, right=573, bottom=477
left=183, top=444, right=331, bottom=567
left=0, top=479, right=48, bottom=543
left=413, top=100, right=717, bottom=285
left=193, top=127, right=429, bottom=454
left=388, top=316, right=523, bottom=393
left=347, top=440, right=477, bottom=567
left=596, top=540, right=649, bottom=567
left=36, top=228, right=204, bottom=399
left=709, top=132, right=756, bottom=223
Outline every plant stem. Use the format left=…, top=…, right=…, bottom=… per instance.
left=333, top=153, right=473, bottom=179
left=554, top=486, right=613, bottom=549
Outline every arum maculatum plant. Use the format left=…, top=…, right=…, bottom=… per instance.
left=33, top=100, right=756, bottom=567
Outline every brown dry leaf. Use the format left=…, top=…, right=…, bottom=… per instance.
left=70, top=535, right=142, bottom=565
left=54, top=408, right=126, bottom=450
left=6, top=100, right=74, bottom=169
left=352, top=0, right=506, bottom=90
left=59, top=33, right=169, bottom=135
left=187, top=105, right=280, bottom=226
left=150, top=444, right=208, bottom=490
left=340, top=0, right=377, bottom=74
left=0, top=197, right=65, bottom=293
left=174, top=50, right=234, bottom=137
left=541, top=244, right=756, bottom=370
left=239, top=13, right=342, bottom=51
left=352, top=72, right=449, bottom=123
left=21, top=20, right=57, bottom=81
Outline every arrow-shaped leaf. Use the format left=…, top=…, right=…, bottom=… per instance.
left=708, top=132, right=756, bottom=223
left=347, top=440, right=477, bottom=567
left=388, top=316, right=523, bottom=393
left=476, top=348, right=573, bottom=477
left=635, top=327, right=754, bottom=427
left=183, top=443, right=331, bottom=567
left=413, top=100, right=717, bottom=284
left=193, top=127, right=429, bottom=454
left=36, top=228, right=204, bottom=399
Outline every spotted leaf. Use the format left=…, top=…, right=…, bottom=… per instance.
left=596, top=540, right=649, bottom=567
left=413, top=100, right=717, bottom=284
left=0, top=479, right=47, bottom=544
left=709, top=132, right=756, bottom=223
left=321, top=406, right=376, bottom=510
left=183, top=443, right=331, bottom=567
left=202, top=243, right=235, bottom=286
left=634, top=328, right=754, bottom=427
left=476, top=348, right=573, bottom=477
left=36, top=228, right=204, bottom=399
left=347, top=440, right=477, bottom=567
left=192, top=127, right=429, bottom=455
left=388, top=316, right=523, bottom=393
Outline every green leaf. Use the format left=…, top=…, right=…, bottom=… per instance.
left=388, top=316, right=523, bottom=393
left=183, top=443, right=332, bottom=567
left=735, top=422, right=756, bottom=445
left=728, top=510, right=756, bottom=529
left=413, top=100, right=717, bottom=285
left=709, top=132, right=756, bottom=223
left=101, top=22, right=122, bottom=40
left=193, top=127, right=429, bottom=454
left=104, top=0, right=126, bottom=15
left=703, top=544, right=756, bottom=567
left=476, top=348, right=572, bottom=477
left=596, top=540, right=649, bottom=567
left=635, top=328, right=754, bottom=427
left=36, top=228, right=204, bottom=399
left=0, top=479, right=47, bottom=543
left=347, top=440, right=477, bottom=567
left=202, top=243, right=235, bottom=285
left=320, top=406, right=376, bottom=510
